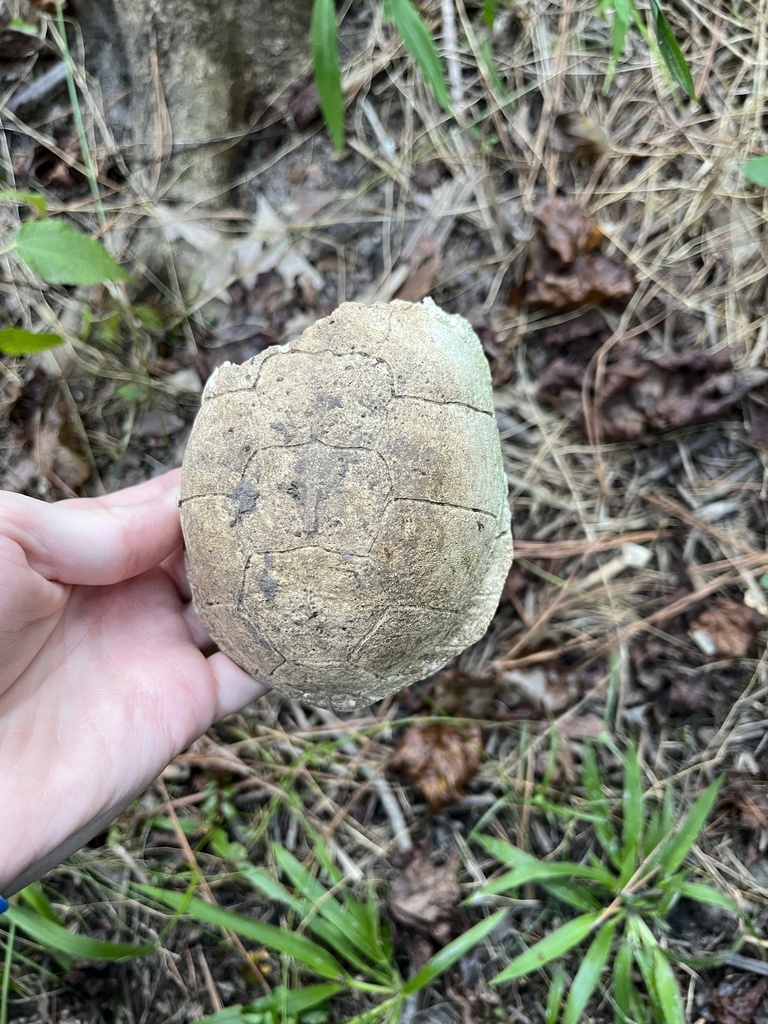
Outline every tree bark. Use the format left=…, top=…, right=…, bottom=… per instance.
left=73, top=0, right=314, bottom=203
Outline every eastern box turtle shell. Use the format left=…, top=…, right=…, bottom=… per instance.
left=180, top=298, right=513, bottom=710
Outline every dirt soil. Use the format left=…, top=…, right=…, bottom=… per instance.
left=2, top=0, right=768, bottom=1022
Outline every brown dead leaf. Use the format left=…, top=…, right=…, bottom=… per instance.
left=509, top=197, right=635, bottom=311
left=722, top=771, right=768, bottom=832
left=288, top=76, right=320, bottom=129
left=709, top=978, right=768, bottom=1024
left=394, top=238, right=441, bottom=303
left=31, top=137, right=86, bottom=192
left=689, top=598, right=768, bottom=658
left=389, top=721, right=483, bottom=812
left=36, top=404, right=90, bottom=493
left=539, top=338, right=768, bottom=441
left=534, top=197, right=604, bottom=263
left=388, top=843, right=462, bottom=945
left=432, top=668, right=499, bottom=718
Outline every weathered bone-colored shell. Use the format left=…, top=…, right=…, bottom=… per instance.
left=180, top=298, right=513, bottom=711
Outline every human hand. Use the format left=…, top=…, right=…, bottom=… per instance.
left=0, top=470, right=269, bottom=895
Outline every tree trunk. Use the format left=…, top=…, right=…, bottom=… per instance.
left=73, top=0, right=314, bottom=204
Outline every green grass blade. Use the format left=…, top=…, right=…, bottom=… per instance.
left=240, top=865, right=307, bottom=915
left=545, top=964, right=567, bottom=1024
left=382, top=0, right=451, bottom=112
left=613, top=936, right=641, bottom=1024
left=403, top=909, right=505, bottom=995
left=650, top=946, right=686, bottom=1024
left=311, top=0, right=344, bottom=151
left=4, top=905, right=153, bottom=961
left=540, top=880, right=602, bottom=912
left=649, top=778, right=722, bottom=876
left=138, top=885, right=344, bottom=980
left=621, top=743, right=644, bottom=863
left=475, top=834, right=613, bottom=885
left=273, top=846, right=373, bottom=956
left=199, top=984, right=343, bottom=1023
left=665, top=880, right=738, bottom=914
left=650, top=0, right=696, bottom=100
left=490, top=912, right=599, bottom=984
left=0, top=189, right=47, bottom=216
left=18, top=884, right=62, bottom=924
left=480, top=860, right=614, bottom=897
left=482, top=0, right=497, bottom=27
left=743, top=155, right=768, bottom=187
left=561, top=916, right=620, bottom=1024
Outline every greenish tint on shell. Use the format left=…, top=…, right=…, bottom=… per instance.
left=180, top=298, right=513, bottom=711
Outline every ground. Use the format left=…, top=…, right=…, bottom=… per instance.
left=1, top=0, right=768, bottom=1022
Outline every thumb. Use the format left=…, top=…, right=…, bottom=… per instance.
left=1, top=481, right=182, bottom=587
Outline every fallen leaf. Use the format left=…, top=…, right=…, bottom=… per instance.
left=709, top=978, right=768, bottom=1024
left=31, top=137, right=86, bottom=191
left=432, top=668, right=500, bottom=719
left=538, top=338, right=768, bottom=441
left=389, top=721, right=483, bottom=812
left=722, top=772, right=768, bottom=832
left=689, top=598, right=768, bottom=658
left=388, top=843, right=462, bottom=945
left=503, top=664, right=581, bottom=713
left=36, top=404, right=90, bottom=492
left=533, top=197, right=604, bottom=264
left=394, top=237, right=441, bottom=303
left=288, top=76, right=321, bottom=129
left=509, top=197, right=635, bottom=311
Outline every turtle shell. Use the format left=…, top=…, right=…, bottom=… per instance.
left=180, top=298, right=513, bottom=711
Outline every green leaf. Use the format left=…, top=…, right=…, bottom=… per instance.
left=0, top=189, right=47, bottom=216
left=743, top=156, right=768, bottom=188
left=271, top=847, right=387, bottom=977
left=663, top=880, right=738, bottom=914
left=482, top=0, right=498, bottom=27
left=476, top=835, right=613, bottom=884
left=540, top=880, right=602, bottom=913
left=650, top=946, right=685, bottom=1024
left=241, top=865, right=307, bottom=915
left=18, top=884, right=61, bottom=924
left=382, top=0, right=452, bottom=112
left=490, top=912, right=599, bottom=984
left=137, top=885, right=344, bottom=980
left=650, top=1, right=696, bottom=100
left=199, top=984, right=343, bottom=1023
left=0, top=327, right=65, bottom=355
left=545, top=963, right=567, bottom=1024
left=3, top=905, right=153, bottom=961
left=613, top=937, right=642, bottom=1024
left=14, top=220, right=129, bottom=285
left=403, top=910, right=505, bottom=995
left=480, top=859, right=614, bottom=897
left=561, top=917, right=619, bottom=1024
left=311, top=0, right=344, bottom=152
left=598, top=0, right=632, bottom=93
left=649, top=778, right=722, bottom=877
left=621, top=743, right=644, bottom=865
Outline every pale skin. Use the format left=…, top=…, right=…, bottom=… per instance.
left=0, top=469, right=269, bottom=896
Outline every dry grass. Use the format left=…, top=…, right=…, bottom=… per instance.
left=2, top=0, right=768, bottom=1020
